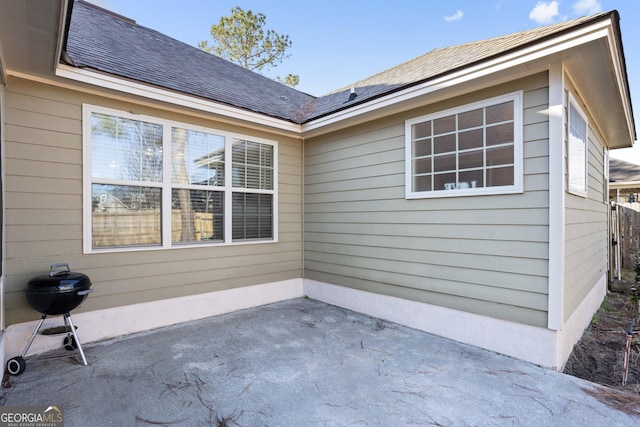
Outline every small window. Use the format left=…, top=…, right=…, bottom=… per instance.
left=567, top=94, right=588, bottom=197
left=406, top=92, right=523, bottom=198
left=84, top=105, right=277, bottom=252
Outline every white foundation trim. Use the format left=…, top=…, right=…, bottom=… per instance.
left=555, top=271, right=607, bottom=370
left=303, top=279, right=559, bottom=368
left=4, top=278, right=303, bottom=362
left=4, top=276, right=604, bottom=370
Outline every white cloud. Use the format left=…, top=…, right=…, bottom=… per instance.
left=529, top=1, right=560, bottom=24
left=444, top=10, right=464, bottom=22
left=573, top=0, right=602, bottom=15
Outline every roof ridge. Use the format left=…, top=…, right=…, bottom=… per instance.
left=326, top=11, right=613, bottom=95
left=76, top=0, right=136, bottom=25
left=438, top=11, right=611, bottom=50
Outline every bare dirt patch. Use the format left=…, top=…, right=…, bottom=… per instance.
left=563, top=288, right=640, bottom=414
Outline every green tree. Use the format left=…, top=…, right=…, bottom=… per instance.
left=199, top=7, right=299, bottom=87
left=276, top=73, right=300, bottom=87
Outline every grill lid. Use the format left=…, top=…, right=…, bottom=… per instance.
left=25, top=263, right=91, bottom=294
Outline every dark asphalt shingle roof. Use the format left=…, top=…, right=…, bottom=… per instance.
left=64, top=1, right=614, bottom=124
left=610, top=158, right=640, bottom=182
left=65, top=1, right=314, bottom=122
left=312, top=12, right=612, bottom=120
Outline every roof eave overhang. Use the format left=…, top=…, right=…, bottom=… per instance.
left=0, top=0, right=68, bottom=83
left=301, top=14, right=635, bottom=149
left=563, top=13, right=635, bottom=149
left=610, top=181, right=640, bottom=190
left=0, top=39, right=6, bottom=85
left=48, top=11, right=634, bottom=146
left=55, top=1, right=72, bottom=74
left=0, top=0, right=300, bottom=137
left=53, top=64, right=302, bottom=137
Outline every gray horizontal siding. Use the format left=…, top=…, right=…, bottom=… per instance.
left=304, top=73, right=551, bottom=327
left=563, top=93, right=608, bottom=321
left=564, top=79, right=609, bottom=321
left=3, top=76, right=302, bottom=325
left=306, top=269, right=548, bottom=326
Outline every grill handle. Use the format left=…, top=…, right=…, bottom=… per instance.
left=77, top=289, right=93, bottom=296
left=49, top=263, right=71, bottom=277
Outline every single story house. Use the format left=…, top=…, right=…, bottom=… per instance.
left=609, top=157, right=640, bottom=205
left=0, top=0, right=635, bottom=371
left=608, top=157, right=640, bottom=279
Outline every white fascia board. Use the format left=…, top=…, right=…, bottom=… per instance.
left=605, top=25, right=636, bottom=143
left=55, top=64, right=301, bottom=135
left=302, top=19, right=614, bottom=135
left=0, top=38, right=6, bottom=85
left=53, top=1, right=70, bottom=74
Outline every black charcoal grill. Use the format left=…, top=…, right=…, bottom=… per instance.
left=6, top=263, right=93, bottom=375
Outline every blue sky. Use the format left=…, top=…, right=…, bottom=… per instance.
left=87, top=0, right=640, bottom=162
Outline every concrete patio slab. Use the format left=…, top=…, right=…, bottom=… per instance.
left=1, top=298, right=638, bottom=426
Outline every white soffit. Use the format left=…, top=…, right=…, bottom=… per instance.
left=563, top=25, right=635, bottom=149
left=0, top=0, right=63, bottom=77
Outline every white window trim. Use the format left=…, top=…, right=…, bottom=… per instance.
left=82, top=104, right=278, bottom=254
left=567, top=93, right=589, bottom=198
left=405, top=91, right=523, bottom=199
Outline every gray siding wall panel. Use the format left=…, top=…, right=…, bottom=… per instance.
left=305, top=222, right=549, bottom=245
left=3, top=77, right=303, bottom=325
left=304, top=232, right=548, bottom=259
left=304, top=73, right=551, bottom=327
left=306, top=268, right=548, bottom=326
left=563, top=83, right=608, bottom=322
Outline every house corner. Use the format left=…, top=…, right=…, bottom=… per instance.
left=554, top=272, right=608, bottom=371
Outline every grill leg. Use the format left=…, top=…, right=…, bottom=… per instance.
left=20, top=314, right=47, bottom=358
left=64, top=312, right=87, bottom=366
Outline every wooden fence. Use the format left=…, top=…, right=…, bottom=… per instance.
left=615, top=204, right=640, bottom=271
left=92, top=210, right=217, bottom=247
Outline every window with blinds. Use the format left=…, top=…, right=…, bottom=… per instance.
left=84, top=105, right=277, bottom=252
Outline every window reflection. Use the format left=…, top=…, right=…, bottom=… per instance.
left=172, top=128, right=225, bottom=186
left=91, top=113, right=163, bottom=182
left=172, top=189, right=223, bottom=243
left=92, top=184, right=161, bottom=248
left=409, top=97, right=517, bottom=193
left=89, top=109, right=276, bottom=249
